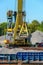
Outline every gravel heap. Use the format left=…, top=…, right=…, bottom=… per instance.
left=0, top=47, right=43, bottom=54
left=31, top=30, right=43, bottom=45
left=0, top=47, right=25, bottom=54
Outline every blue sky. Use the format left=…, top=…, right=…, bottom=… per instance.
left=0, top=0, right=43, bottom=23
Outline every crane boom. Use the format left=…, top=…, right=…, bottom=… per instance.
left=14, top=0, right=23, bottom=38
left=18, top=0, right=23, bottom=12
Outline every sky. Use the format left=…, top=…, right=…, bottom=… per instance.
left=0, top=0, right=43, bottom=23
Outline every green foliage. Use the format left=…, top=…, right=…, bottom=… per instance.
left=0, top=20, right=43, bottom=36
left=0, top=26, right=3, bottom=36
left=0, top=22, right=15, bottom=36
left=28, top=20, right=40, bottom=33
left=37, top=21, right=43, bottom=31
left=0, top=22, right=7, bottom=36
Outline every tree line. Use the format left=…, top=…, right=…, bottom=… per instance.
left=0, top=20, right=43, bottom=36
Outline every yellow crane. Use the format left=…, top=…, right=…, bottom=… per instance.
left=13, top=0, right=28, bottom=45
left=4, top=0, right=29, bottom=46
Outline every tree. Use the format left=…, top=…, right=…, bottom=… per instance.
left=0, top=22, right=7, bottom=35
left=0, top=26, right=3, bottom=36
left=28, top=20, right=40, bottom=33
left=38, top=21, right=43, bottom=31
